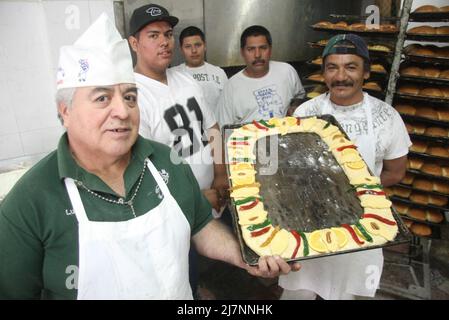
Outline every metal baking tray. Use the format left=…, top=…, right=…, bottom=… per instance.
left=311, top=25, right=398, bottom=36
left=395, top=92, right=449, bottom=104
left=409, top=12, right=449, bottom=22
left=406, top=34, right=449, bottom=43
left=410, top=133, right=449, bottom=145
left=407, top=169, right=449, bottom=184
left=404, top=54, right=449, bottom=66
left=399, top=75, right=449, bottom=86
left=396, top=183, right=449, bottom=201
left=223, top=115, right=411, bottom=265
left=391, top=196, right=448, bottom=215
left=399, top=114, right=449, bottom=127
left=409, top=151, right=449, bottom=162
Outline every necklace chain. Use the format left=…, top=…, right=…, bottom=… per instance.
left=75, top=159, right=148, bottom=218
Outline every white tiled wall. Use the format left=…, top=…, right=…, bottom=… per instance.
left=0, top=0, right=116, bottom=166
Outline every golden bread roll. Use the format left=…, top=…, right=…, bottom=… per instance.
left=368, top=44, right=391, bottom=52
left=437, top=109, right=449, bottom=121
left=404, top=219, right=414, bottom=228
left=410, top=192, right=429, bottom=204
left=410, top=223, right=432, bottom=237
left=440, top=70, right=449, bottom=79
left=427, top=146, right=449, bottom=158
left=334, top=21, right=348, bottom=29
left=421, top=163, right=442, bottom=176
left=393, top=202, right=410, bottom=214
left=400, top=66, right=424, bottom=77
left=410, top=140, right=428, bottom=153
left=433, top=181, right=449, bottom=194
left=380, top=24, right=397, bottom=32
left=441, top=87, right=449, bottom=98
left=440, top=6, right=449, bottom=12
left=425, top=127, right=448, bottom=137
left=423, top=67, right=441, bottom=78
left=317, top=39, right=329, bottom=46
left=314, top=21, right=333, bottom=28
left=426, top=209, right=444, bottom=223
left=398, top=85, right=420, bottom=95
left=413, top=178, right=434, bottom=191
left=443, top=167, right=449, bottom=178
left=408, top=157, right=424, bottom=170
left=394, top=186, right=412, bottom=198
left=384, top=187, right=395, bottom=197
left=312, top=57, right=323, bottom=65
left=436, top=26, right=449, bottom=35
left=412, top=45, right=436, bottom=56
left=395, top=104, right=416, bottom=115
left=371, top=64, right=386, bottom=73
left=420, top=87, right=444, bottom=98
left=436, top=46, right=449, bottom=58
left=363, top=81, right=381, bottom=91
left=349, top=23, right=366, bottom=31
left=405, top=123, right=413, bottom=134
left=416, top=107, right=438, bottom=120
left=429, top=194, right=448, bottom=206
left=401, top=172, right=415, bottom=185
left=408, top=207, right=427, bottom=221
left=307, top=73, right=325, bottom=82
left=408, top=25, right=435, bottom=35
left=412, top=123, right=427, bottom=134
left=414, top=5, right=439, bottom=13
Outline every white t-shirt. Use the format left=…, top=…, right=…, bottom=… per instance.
left=293, top=93, right=412, bottom=176
left=171, top=62, right=228, bottom=115
left=217, top=61, right=305, bottom=126
left=135, top=69, right=216, bottom=190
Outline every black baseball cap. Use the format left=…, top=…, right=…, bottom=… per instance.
left=322, top=34, right=370, bottom=61
left=129, top=4, right=179, bottom=36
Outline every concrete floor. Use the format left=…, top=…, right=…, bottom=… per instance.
left=197, top=225, right=449, bottom=300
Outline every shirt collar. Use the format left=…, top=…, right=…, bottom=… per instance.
left=57, top=133, right=154, bottom=196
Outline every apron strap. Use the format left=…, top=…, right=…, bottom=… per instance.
left=146, top=159, right=171, bottom=198
left=64, top=178, right=89, bottom=223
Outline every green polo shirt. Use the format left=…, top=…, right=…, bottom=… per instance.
left=0, top=134, right=213, bottom=299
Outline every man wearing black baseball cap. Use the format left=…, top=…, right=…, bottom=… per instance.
left=280, top=33, right=411, bottom=300
left=129, top=4, right=178, bottom=36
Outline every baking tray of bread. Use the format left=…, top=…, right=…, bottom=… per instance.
left=395, top=182, right=449, bottom=202
left=390, top=195, right=448, bottom=218
left=406, top=25, right=449, bottom=43
left=308, top=56, right=389, bottom=75
left=308, top=40, right=394, bottom=56
left=404, top=44, right=449, bottom=65
left=407, top=168, right=449, bottom=184
left=395, top=85, right=449, bottom=104
left=399, top=65, right=449, bottom=85
left=223, top=115, right=411, bottom=265
left=311, top=21, right=398, bottom=35
left=396, top=106, right=449, bottom=125
left=409, top=148, right=449, bottom=162
left=409, top=5, right=449, bottom=22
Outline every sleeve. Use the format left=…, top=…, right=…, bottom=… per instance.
left=0, top=195, right=44, bottom=299
left=181, top=162, right=214, bottom=235
left=137, top=90, right=155, bottom=140
left=288, top=64, right=305, bottom=100
left=216, top=83, right=235, bottom=128
left=383, top=109, right=412, bottom=160
left=219, top=67, right=229, bottom=85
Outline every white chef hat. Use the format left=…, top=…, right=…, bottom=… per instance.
left=56, top=13, right=135, bottom=90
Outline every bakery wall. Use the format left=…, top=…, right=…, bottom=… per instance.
left=0, top=0, right=117, bottom=168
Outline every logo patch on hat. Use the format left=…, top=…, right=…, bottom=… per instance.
left=78, top=59, right=89, bottom=82
left=146, top=7, right=162, bottom=16
left=56, top=67, right=65, bottom=85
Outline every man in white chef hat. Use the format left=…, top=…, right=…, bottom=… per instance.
left=0, top=13, right=299, bottom=300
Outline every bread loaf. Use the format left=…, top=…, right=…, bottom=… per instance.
left=424, top=127, right=448, bottom=137
left=433, top=181, right=449, bottom=194
left=420, top=87, right=444, bottom=98
left=394, top=186, right=412, bottom=198
left=421, top=163, right=442, bottom=176
left=401, top=66, right=424, bottom=77
left=436, top=26, right=449, bottom=35
left=437, top=109, right=449, bottom=121
left=412, top=123, right=427, bottom=134
left=349, top=23, right=366, bottom=31
left=416, top=107, right=438, bottom=120
left=408, top=25, right=435, bottom=35
left=408, top=208, right=426, bottom=221
left=371, top=64, right=386, bottom=73
left=410, top=140, right=428, bottom=153
left=408, top=158, right=424, bottom=170
left=401, top=172, right=415, bottom=185
left=410, top=192, right=429, bottom=204
left=423, top=67, right=441, bottom=78
left=440, top=6, right=449, bottom=13
left=314, top=21, right=333, bottom=28
left=410, top=223, right=432, bottom=237
left=442, top=166, right=449, bottom=178
left=429, top=194, right=448, bottom=206
left=440, top=70, right=449, bottom=79
left=398, top=85, right=420, bottom=95
left=307, top=73, right=325, bottom=82
left=404, top=219, right=413, bottom=228
left=395, top=104, right=416, bottom=115
left=412, top=178, right=433, bottom=191
left=413, top=5, right=439, bottom=13
left=363, top=81, right=382, bottom=91
left=380, top=24, right=397, bottom=32
left=426, top=209, right=444, bottom=223
left=334, top=21, right=348, bottom=29
left=427, top=146, right=449, bottom=158
left=393, top=202, right=410, bottom=214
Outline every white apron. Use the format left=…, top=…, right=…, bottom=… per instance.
left=64, top=159, right=193, bottom=300
left=279, top=92, right=383, bottom=299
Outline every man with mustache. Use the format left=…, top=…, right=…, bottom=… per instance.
left=280, top=34, right=411, bottom=300
left=216, top=25, right=305, bottom=126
